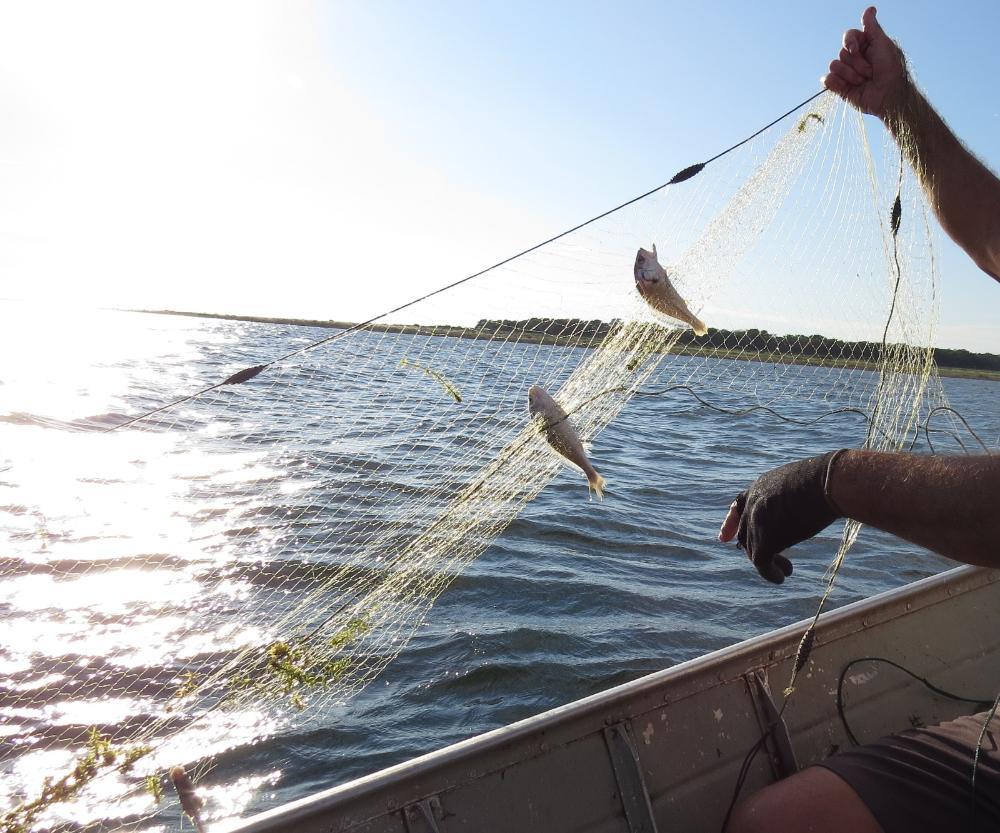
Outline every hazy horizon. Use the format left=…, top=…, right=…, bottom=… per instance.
left=6, top=300, right=996, bottom=361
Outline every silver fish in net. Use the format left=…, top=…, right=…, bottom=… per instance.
left=634, top=244, right=708, bottom=336
left=528, top=384, right=606, bottom=500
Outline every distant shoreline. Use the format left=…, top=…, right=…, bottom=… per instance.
left=128, top=308, right=1000, bottom=382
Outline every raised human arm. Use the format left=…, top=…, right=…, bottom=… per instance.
left=719, top=450, right=1000, bottom=583
left=823, top=7, right=1000, bottom=281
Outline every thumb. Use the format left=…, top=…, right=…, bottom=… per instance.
left=862, top=6, right=886, bottom=39
left=719, top=491, right=747, bottom=542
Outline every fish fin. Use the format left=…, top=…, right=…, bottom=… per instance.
left=588, top=472, right=606, bottom=501
left=651, top=242, right=658, bottom=259
left=691, top=317, right=708, bottom=337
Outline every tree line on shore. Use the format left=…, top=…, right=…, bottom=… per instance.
left=476, top=318, right=1000, bottom=372
left=142, top=310, right=998, bottom=373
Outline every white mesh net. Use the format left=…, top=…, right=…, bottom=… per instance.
left=0, top=93, right=977, bottom=831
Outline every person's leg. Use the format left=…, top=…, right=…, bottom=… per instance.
left=728, top=766, right=884, bottom=833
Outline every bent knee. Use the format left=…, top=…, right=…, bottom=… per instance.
left=727, top=766, right=883, bottom=833
left=727, top=782, right=784, bottom=833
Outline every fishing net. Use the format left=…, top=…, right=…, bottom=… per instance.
left=0, top=91, right=978, bottom=831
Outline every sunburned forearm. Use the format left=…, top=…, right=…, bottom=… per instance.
left=885, top=85, right=1000, bottom=282
left=829, top=449, right=1000, bottom=567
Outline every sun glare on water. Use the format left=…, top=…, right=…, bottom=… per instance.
left=0, top=303, right=292, bottom=828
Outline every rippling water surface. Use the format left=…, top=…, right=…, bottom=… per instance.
left=1, top=305, right=997, bottom=829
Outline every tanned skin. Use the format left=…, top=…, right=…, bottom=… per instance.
left=829, top=451, right=1000, bottom=568
left=824, top=7, right=1000, bottom=281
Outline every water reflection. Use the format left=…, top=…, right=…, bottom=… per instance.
left=1, top=305, right=284, bottom=829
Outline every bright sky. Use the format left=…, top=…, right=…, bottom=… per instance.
left=1, top=0, right=998, bottom=351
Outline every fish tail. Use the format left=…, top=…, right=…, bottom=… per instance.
left=587, top=471, right=606, bottom=501
left=691, top=317, right=708, bottom=337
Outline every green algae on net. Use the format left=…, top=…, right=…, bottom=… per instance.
left=0, top=729, right=153, bottom=833
left=797, top=112, right=825, bottom=132
left=400, top=357, right=463, bottom=403
left=223, top=616, right=372, bottom=711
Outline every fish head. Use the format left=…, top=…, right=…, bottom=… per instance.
left=634, top=245, right=666, bottom=295
left=527, top=384, right=546, bottom=416
left=528, top=384, right=562, bottom=421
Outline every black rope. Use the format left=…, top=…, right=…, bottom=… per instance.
left=836, top=657, right=995, bottom=746
left=719, top=625, right=818, bottom=831
left=860, top=155, right=906, bottom=451
left=913, top=405, right=993, bottom=456
left=550, top=383, right=982, bottom=456
left=108, top=89, right=830, bottom=432
left=703, top=90, right=827, bottom=168
left=722, top=653, right=998, bottom=832
left=836, top=656, right=999, bottom=833
left=720, top=704, right=788, bottom=832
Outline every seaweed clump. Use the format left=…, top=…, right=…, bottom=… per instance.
left=0, top=729, right=151, bottom=833
left=400, top=358, right=463, bottom=402
left=797, top=112, right=825, bottom=132
left=231, top=617, right=371, bottom=710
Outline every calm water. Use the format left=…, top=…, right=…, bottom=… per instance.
left=1, top=306, right=997, bottom=829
